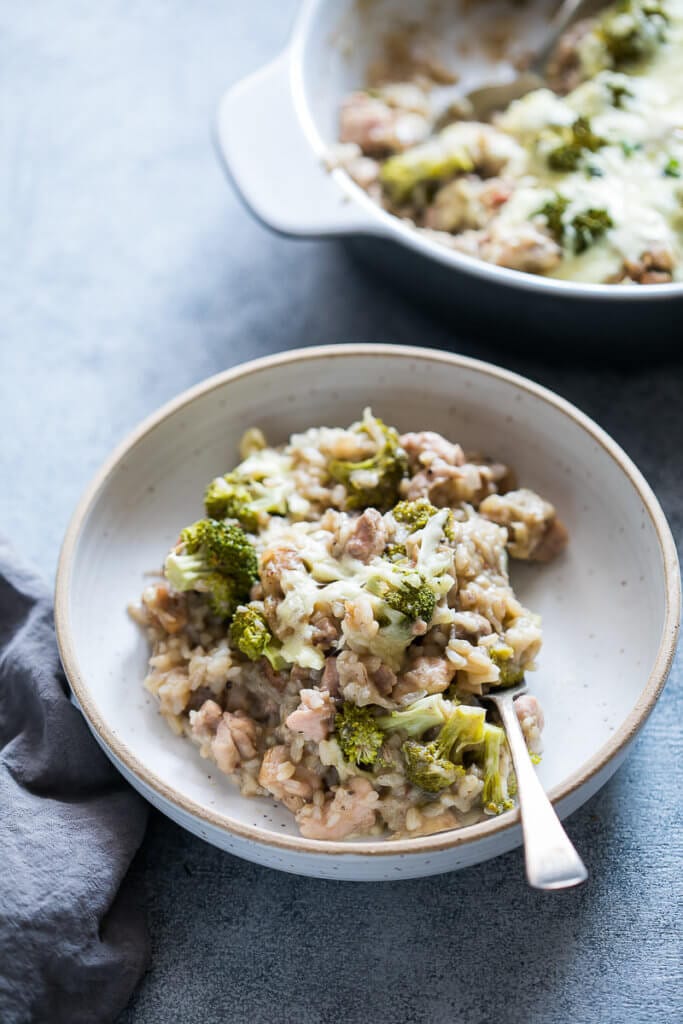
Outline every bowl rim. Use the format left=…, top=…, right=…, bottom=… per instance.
left=55, top=344, right=681, bottom=858
left=290, top=0, right=683, bottom=301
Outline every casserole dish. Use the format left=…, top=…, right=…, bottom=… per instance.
left=216, top=0, right=683, bottom=355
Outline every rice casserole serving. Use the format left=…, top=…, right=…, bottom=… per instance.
left=130, top=412, right=568, bottom=841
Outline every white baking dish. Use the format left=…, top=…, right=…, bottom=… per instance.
left=215, top=0, right=683, bottom=354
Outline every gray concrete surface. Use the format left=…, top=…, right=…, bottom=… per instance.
left=2, top=3, right=681, bottom=1022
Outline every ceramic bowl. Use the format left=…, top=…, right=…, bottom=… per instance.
left=55, top=345, right=680, bottom=880
left=215, top=0, right=683, bottom=353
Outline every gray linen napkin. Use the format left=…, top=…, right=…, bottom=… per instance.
left=0, top=540, right=149, bottom=1024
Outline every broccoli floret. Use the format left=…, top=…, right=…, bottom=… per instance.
left=664, top=156, right=681, bottom=178
left=328, top=411, right=408, bottom=511
left=377, top=693, right=450, bottom=737
left=239, top=427, right=267, bottom=458
left=478, top=722, right=514, bottom=815
left=571, top=208, right=613, bottom=253
left=229, top=605, right=286, bottom=670
left=204, top=472, right=289, bottom=531
left=538, top=194, right=613, bottom=253
left=334, top=703, right=386, bottom=768
left=601, top=0, right=667, bottom=65
left=367, top=566, right=437, bottom=624
left=365, top=507, right=454, bottom=652
left=401, top=703, right=486, bottom=792
left=488, top=644, right=525, bottom=687
left=402, top=741, right=463, bottom=793
left=392, top=499, right=456, bottom=541
left=607, top=81, right=633, bottom=108
left=393, top=499, right=439, bottom=531
left=164, top=518, right=258, bottom=618
left=547, top=117, right=606, bottom=171
left=180, top=519, right=257, bottom=590
left=385, top=542, right=408, bottom=561
left=379, top=128, right=475, bottom=204
left=538, top=194, right=570, bottom=240
left=205, top=475, right=259, bottom=530
left=205, top=446, right=294, bottom=529
left=386, top=577, right=437, bottom=622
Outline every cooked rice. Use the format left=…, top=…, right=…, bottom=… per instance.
left=130, top=410, right=564, bottom=840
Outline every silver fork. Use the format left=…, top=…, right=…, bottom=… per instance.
left=482, top=682, right=588, bottom=890
left=462, top=0, right=598, bottom=121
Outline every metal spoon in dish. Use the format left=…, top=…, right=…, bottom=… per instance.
left=462, top=0, right=596, bottom=121
left=482, top=682, right=588, bottom=890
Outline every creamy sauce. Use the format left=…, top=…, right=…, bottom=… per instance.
left=496, top=1, right=683, bottom=281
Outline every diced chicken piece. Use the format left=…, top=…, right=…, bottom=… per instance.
left=155, top=668, right=191, bottom=717
left=258, top=745, right=322, bottom=812
left=403, top=457, right=507, bottom=507
left=531, top=517, right=570, bottom=562
left=515, top=693, right=544, bottom=756
left=487, top=223, right=563, bottom=275
left=346, top=155, right=381, bottom=189
left=310, top=612, right=341, bottom=647
left=139, top=582, right=187, bottom=633
left=393, top=655, right=457, bottom=702
left=344, top=508, right=388, bottom=562
left=336, top=648, right=373, bottom=697
left=447, top=221, right=562, bottom=275
left=336, top=649, right=394, bottom=708
left=259, top=546, right=304, bottom=597
left=285, top=688, right=335, bottom=742
left=296, top=777, right=380, bottom=840
left=467, top=456, right=517, bottom=494
left=479, top=488, right=568, bottom=562
left=400, top=430, right=465, bottom=470
left=339, top=90, right=430, bottom=156
left=325, top=143, right=381, bottom=189
left=189, top=700, right=260, bottom=775
left=616, top=248, right=675, bottom=285
left=189, top=697, right=222, bottom=734
left=373, top=663, right=397, bottom=696
left=424, top=176, right=513, bottom=233
left=399, top=430, right=514, bottom=508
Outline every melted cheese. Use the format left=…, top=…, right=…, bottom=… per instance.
left=495, top=0, right=683, bottom=280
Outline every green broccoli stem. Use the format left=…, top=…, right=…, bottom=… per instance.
left=480, top=723, right=513, bottom=814
left=164, top=552, right=208, bottom=592
left=377, top=694, right=449, bottom=737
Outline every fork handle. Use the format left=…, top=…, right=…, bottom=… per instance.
left=532, top=0, right=593, bottom=73
left=496, top=696, right=588, bottom=890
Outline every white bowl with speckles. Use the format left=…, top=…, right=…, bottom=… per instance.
left=55, top=345, right=680, bottom=880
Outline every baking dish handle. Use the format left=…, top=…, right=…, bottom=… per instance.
left=215, top=53, right=377, bottom=238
